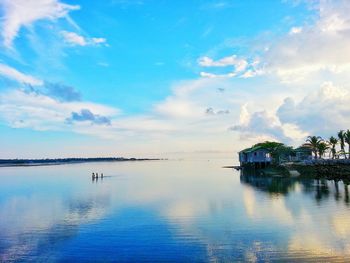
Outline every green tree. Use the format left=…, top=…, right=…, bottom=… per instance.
left=344, top=130, right=350, bottom=159
left=253, top=141, right=292, bottom=164
left=338, top=130, right=346, bottom=158
left=328, top=136, right=338, bottom=159
left=316, top=142, right=329, bottom=159
left=273, top=145, right=294, bottom=163
left=306, top=136, right=323, bottom=159
left=253, top=141, right=284, bottom=151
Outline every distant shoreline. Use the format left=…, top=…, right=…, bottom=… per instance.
left=0, top=157, right=163, bottom=168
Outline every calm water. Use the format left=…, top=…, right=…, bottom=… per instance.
left=1, top=159, right=350, bottom=262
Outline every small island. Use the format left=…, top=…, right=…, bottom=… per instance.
left=0, top=157, right=162, bottom=167
left=238, top=129, right=350, bottom=181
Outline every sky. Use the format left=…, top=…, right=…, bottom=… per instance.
left=0, top=0, right=350, bottom=159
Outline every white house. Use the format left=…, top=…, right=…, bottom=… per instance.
left=239, top=146, right=272, bottom=168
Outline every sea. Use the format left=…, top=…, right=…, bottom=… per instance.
left=1, top=159, right=350, bottom=262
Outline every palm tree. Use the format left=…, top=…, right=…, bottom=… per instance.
left=317, top=142, right=329, bottom=159
left=344, top=130, right=350, bottom=159
left=328, top=136, right=338, bottom=159
left=338, top=130, right=346, bottom=158
left=306, top=136, right=323, bottom=159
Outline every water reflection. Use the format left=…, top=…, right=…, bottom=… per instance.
left=240, top=168, right=350, bottom=260
left=1, top=192, right=110, bottom=261
left=240, top=168, right=350, bottom=206
left=1, top=161, right=350, bottom=261
left=240, top=173, right=298, bottom=195
left=0, top=170, right=111, bottom=261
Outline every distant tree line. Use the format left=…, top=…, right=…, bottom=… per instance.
left=0, top=157, right=160, bottom=165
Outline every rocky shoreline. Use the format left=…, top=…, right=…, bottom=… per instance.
left=241, top=159, right=350, bottom=182
left=286, top=161, right=350, bottom=181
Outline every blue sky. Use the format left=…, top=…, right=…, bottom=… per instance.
left=0, top=0, right=350, bottom=158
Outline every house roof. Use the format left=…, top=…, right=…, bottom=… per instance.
left=239, top=145, right=269, bottom=153
left=294, top=146, right=313, bottom=152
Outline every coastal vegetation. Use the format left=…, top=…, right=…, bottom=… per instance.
left=305, top=130, right=350, bottom=159
left=247, top=129, right=350, bottom=162
left=250, top=141, right=293, bottom=165
left=239, top=129, right=350, bottom=180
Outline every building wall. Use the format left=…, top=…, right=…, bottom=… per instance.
left=296, top=151, right=313, bottom=161
left=240, top=149, right=271, bottom=164
left=239, top=152, right=247, bottom=163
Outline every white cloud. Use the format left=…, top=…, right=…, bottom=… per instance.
left=0, top=63, right=43, bottom=85
left=289, top=26, right=302, bottom=34
left=91, top=37, right=107, bottom=45
left=61, top=31, right=107, bottom=46
left=238, top=103, right=249, bottom=126
left=154, top=98, right=201, bottom=119
left=153, top=78, right=235, bottom=120
left=2, top=0, right=350, bottom=157
left=0, top=77, right=242, bottom=155
left=264, top=0, right=350, bottom=83
left=199, top=71, right=220, bottom=78
left=226, top=81, right=350, bottom=144
left=277, top=82, right=350, bottom=137
left=198, top=55, right=263, bottom=79
left=0, top=89, right=119, bottom=132
left=229, top=108, right=291, bottom=143
left=198, top=55, right=247, bottom=69
left=200, top=71, right=237, bottom=78
left=213, top=0, right=350, bottom=146
left=60, top=31, right=86, bottom=46
left=205, top=107, right=229, bottom=115
left=198, top=1, right=350, bottom=85
left=0, top=0, right=80, bottom=48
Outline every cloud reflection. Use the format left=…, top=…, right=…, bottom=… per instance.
left=0, top=191, right=110, bottom=261
left=1, top=161, right=350, bottom=261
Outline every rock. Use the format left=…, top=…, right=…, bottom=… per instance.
left=289, top=170, right=300, bottom=177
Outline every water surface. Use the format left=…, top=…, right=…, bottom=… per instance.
left=1, top=159, right=350, bottom=262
